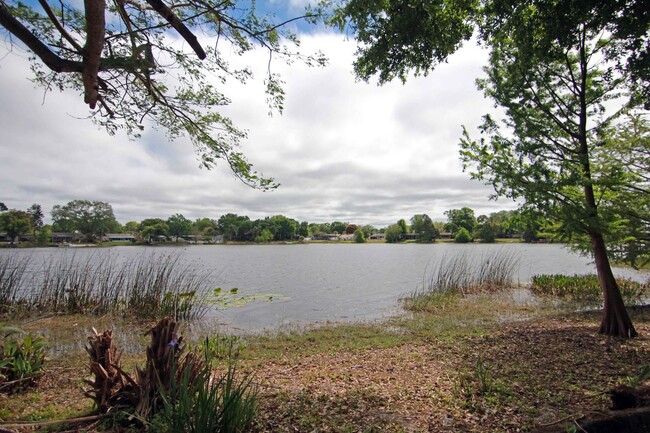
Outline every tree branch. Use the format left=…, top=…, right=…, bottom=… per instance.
left=143, top=0, right=206, bottom=59
left=0, top=2, right=81, bottom=72
left=82, top=0, right=107, bottom=108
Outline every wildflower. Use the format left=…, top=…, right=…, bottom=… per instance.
left=167, top=338, right=179, bottom=348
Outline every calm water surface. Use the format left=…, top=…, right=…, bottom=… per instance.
left=5, top=243, right=648, bottom=332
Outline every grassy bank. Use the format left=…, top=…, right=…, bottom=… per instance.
left=2, top=281, right=650, bottom=432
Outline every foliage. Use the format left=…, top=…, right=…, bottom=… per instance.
left=334, top=0, right=649, bottom=103
left=353, top=229, right=366, bottom=243
left=475, top=221, right=496, bottom=243
left=255, top=228, right=274, bottom=243
left=0, top=325, right=46, bottom=391
left=0, top=209, right=32, bottom=244
left=384, top=224, right=402, bottom=243
left=530, top=274, right=648, bottom=306
left=167, top=214, right=193, bottom=243
left=411, top=214, right=439, bottom=242
left=445, top=207, right=477, bottom=236
left=157, top=355, right=257, bottom=433
left=454, top=227, right=473, bottom=243
left=139, top=218, right=170, bottom=242
left=51, top=200, right=120, bottom=241
left=0, top=0, right=328, bottom=189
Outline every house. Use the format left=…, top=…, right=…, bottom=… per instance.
left=369, top=233, right=385, bottom=240
left=51, top=232, right=83, bottom=243
left=339, top=234, right=355, bottom=241
left=403, top=232, right=420, bottom=240
left=312, top=234, right=340, bottom=241
left=439, top=232, right=453, bottom=239
left=103, top=233, right=136, bottom=242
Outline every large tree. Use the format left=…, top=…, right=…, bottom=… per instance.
left=0, top=0, right=326, bottom=188
left=335, top=0, right=649, bottom=337
left=52, top=200, right=120, bottom=241
left=458, top=4, right=645, bottom=337
left=167, top=213, right=192, bottom=242
left=0, top=209, right=32, bottom=244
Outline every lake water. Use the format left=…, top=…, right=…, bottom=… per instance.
left=3, top=243, right=648, bottom=332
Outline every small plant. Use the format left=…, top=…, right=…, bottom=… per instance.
left=198, top=334, right=247, bottom=361
left=157, top=352, right=257, bottom=433
left=624, top=364, right=650, bottom=388
left=0, top=325, right=46, bottom=391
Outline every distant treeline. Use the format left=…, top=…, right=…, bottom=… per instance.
left=0, top=200, right=549, bottom=244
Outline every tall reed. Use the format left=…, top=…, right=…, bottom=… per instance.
left=0, top=253, right=30, bottom=310
left=2, top=250, right=211, bottom=319
left=404, top=250, right=520, bottom=311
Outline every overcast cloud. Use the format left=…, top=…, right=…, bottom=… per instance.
left=0, top=27, right=518, bottom=227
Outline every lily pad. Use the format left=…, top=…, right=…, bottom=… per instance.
left=207, top=288, right=290, bottom=310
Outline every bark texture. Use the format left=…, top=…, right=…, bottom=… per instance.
left=592, top=232, right=638, bottom=338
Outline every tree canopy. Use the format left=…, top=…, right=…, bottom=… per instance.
left=52, top=200, right=121, bottom=240
left=335, top=0, right=649, bottom=337
left=0, top=0, right=327, bottom=188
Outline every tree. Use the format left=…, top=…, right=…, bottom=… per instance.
left=0, top=209, right=31, bottom=244
left=411, top=214, right=438, bottom=242
left=458, top=5, right=643, bottom=337
left=476, top=221, right=497, bottom=243
left=384, top=224, right=402, bottom=243
left=217, top=213, right=249, bottom=242
left=255, top=228, right=274, bottom=243
left=139, top=218, right=169, bottom=242
left=0, top=1, right=327, bottom=189
left=0, top=203, right=7, bottom=212
left=397, top=219, right=408, bottom=236
left=27, top=203, right=44, bottom=236
left=353, top=228, right=366, bottom=243
left=444, top=208, right=477, bottom=236
left=52, top=200, right=120, bottom=241
left=167, top=214, right=192, bottom=243
left=330, top=221, right=348, bottom=234
left=335, top=0, right=650, bottom=337
left=334, top=0, right=649, bottom=102
left=124, top=221, right=139, bottom=234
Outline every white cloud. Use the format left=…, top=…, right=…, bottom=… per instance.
left=0, top=30, right=516, bottom=227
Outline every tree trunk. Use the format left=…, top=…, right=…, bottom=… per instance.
left=591, top=231, right=637, bottom=338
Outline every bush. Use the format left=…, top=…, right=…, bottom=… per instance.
left=0, top=325, right=46, bottom=391
left=454, top=228, right=472, bottom=243
left=354, top=229, right=366, bottom=243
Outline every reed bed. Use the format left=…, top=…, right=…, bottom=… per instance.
left=0, top=250, right=211, bottom=320
left=404, top=250, right=520, bottom=311
left=0, top=253, right=31, bottom=310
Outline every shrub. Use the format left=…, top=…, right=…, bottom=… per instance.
left=454, top=227, right=472, bottom=243
left=353, top=229, right=366, bottom=243
left=0, top=325, right=46, bottom=391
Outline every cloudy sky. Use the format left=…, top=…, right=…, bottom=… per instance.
left=0, top=3, right=518, bottom=227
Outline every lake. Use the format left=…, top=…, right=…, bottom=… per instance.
left=3, top=243, right=648, bottom=332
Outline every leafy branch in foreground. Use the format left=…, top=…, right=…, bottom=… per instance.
left=0, top=0, right=328, bottom=188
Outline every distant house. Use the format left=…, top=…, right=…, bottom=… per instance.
left=369, top=233, right=385, bottom=240
left=104, top=233, right=136, bottom=242
left=403, top=232, right=420, bottom=240
left=339, top=234, right=355, bottom=241
left=211, top=235, right=225, bottom=244
left=439, top=232, right=453, bottom=239
left=51, top=232, right=83, bottom=243
left=312, top=234, right=340, bottom=241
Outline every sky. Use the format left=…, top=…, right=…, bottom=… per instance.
left=0, top=2, right=519, bottom=227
